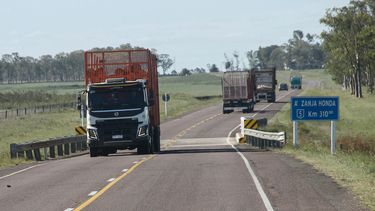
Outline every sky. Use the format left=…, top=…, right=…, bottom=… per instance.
left=0, top=0, right=350, bottom=71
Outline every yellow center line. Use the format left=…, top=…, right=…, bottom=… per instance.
left=74, top=155, right=155, bottom=211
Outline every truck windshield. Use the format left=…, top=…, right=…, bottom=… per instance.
left=255, top=72, right=273, bottom=89
left=88, top=85, right=145, bottom=111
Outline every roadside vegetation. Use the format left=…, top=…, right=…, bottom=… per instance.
left=0, top=73, right=222, bottom=168
left=269, top=69, right=375, bottom=210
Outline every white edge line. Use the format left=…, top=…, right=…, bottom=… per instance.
left=0, top=163, right=47, bottom=180
left=122, top=168, right=128, bottom=172
left=132, top=161, right=138, bottom=164
left=88, top=191, right=98, bottom=197
left=64, top=208, right=74, bottom=211
left=222, top=91, right=296, bottom=211
left=227, top=125, right=274, bottom=211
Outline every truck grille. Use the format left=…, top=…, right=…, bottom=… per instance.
left=96, top=119, right=138, bottom=141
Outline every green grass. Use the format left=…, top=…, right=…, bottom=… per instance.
left=159, top=73, right=222, bottom=96
left=0, top=110, right=80, bottom=167
left=0, top=81, right=84, bottom=94
left=268, top=69, right=375, bottom=210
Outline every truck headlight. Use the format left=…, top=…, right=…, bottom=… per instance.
left=88, top=128, right=98, bottom=139
left=137, top=126, right=148, bottom=137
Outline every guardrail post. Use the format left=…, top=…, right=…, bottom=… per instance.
left=71, top=142, right=76, bottom=153
left=57, top=145, right=63, bottom=156
left=44, top=148, right=48, bottom=160
left=77, top=141, right=82, bottom=151
left=82, top=141, right=88, bottom=150
left=10, top=144, right=17, bottom=159
left=26, top=150, right=33, bottom=160
left=64, top=144, right=70, bottom=155
left=17, top=150, right=25, bottom=158
left=34, top=149, right=41, bottom=161
left=49, top=146, right=56, bottom=158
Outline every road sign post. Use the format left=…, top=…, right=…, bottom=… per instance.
left=331, top=121, right=336, bottom=154
left=293, top=121, right=298, bottom=147
left=291, top=96, right=339, bottom=155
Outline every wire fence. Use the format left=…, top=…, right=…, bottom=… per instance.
left=0, top=102, right=76, bottom=120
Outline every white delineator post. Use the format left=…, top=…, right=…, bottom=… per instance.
left=331, top=121, right=336, bottom=155
left=293, top=121, right=298, bottom=147
left=240, top=117, right=245, bottom=136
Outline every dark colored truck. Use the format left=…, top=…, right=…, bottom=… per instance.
left=77, top=49, right=160, bottom=157
left=253, top=67, right=277, bottom=102
left=222, top=71, right=256, bottom=114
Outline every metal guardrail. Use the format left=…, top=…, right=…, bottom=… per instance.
left=10, top=135, right=87, bottom=161
left=243, top=128, right=286, bottom=149
left=240, top=117, right=286, bottom=149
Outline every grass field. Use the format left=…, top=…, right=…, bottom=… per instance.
left=0, top=73, right=222, bottom=167
left=269, top=69, right=375, bottom=210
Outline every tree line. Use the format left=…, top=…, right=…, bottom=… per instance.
left=239, top=30, right=326, bottom=71
left=0, top=43, right=175, bottom=84
left=321, top=0, right=375, bottom=98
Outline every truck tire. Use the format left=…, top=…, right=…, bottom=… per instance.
left=89, top=147, right=99, bottom=157
left=137, top=137, right=153, bottom=154
left=153, top=127, right=161, bottom=153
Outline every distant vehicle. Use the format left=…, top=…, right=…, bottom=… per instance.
left=253, top=67, right=277, bottom=102
left=290, top=71, right=302, bottom=89
left=77, top=49, right=160, bottom=157
left=222, top=71, right=256, bottom=114
left=279, top=83, right=288, bottom=91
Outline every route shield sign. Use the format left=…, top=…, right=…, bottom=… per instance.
left=291, top=96, right=339, bottom=121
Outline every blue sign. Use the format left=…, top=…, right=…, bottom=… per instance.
left=291, top=96, right=339, bottom=121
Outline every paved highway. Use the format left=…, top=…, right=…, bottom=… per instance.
left=0, top=88, right=365, bottom=211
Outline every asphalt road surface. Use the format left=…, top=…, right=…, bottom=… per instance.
left=0, top=88, right=366, bottom=211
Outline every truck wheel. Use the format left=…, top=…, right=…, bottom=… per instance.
left=89, top=147, right=98, bottom=157
left=137, top=138, right=152, bottom=154
left=153, top=127, right=161, bottom=153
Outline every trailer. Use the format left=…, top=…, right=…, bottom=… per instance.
left=222, top=71, right=256, bottom=114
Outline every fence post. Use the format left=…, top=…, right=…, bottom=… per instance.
left=10, top=144, right=17, bottom=159
left=5, top=110, right=8, bottom=119
left=25, top=108, right=27, bottom=115
left=16, top=109, right=19, bottom=116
